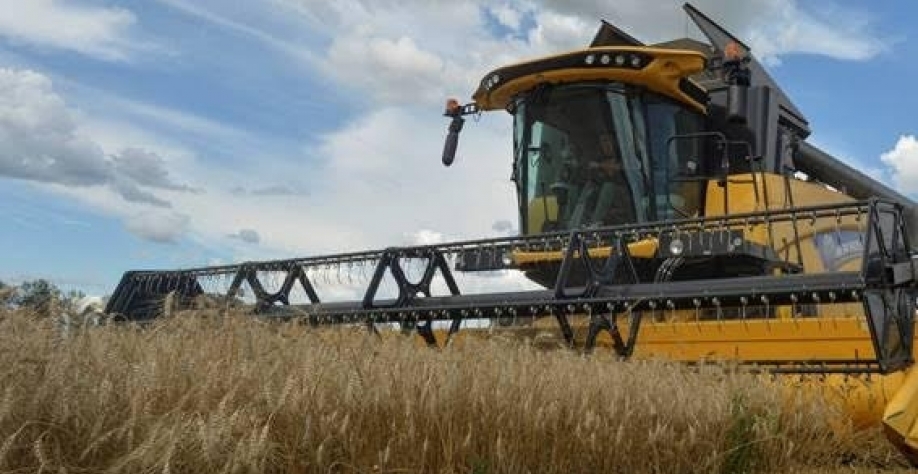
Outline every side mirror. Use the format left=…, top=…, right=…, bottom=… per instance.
left=441, top=99, right=479, bottom=167
left=727, top=83, right=748, bottom=124
left=442, top=114, right=465, bottom=167
left=722, top=43, right=751, bottom=124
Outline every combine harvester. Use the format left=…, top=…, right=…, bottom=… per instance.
left=106, top=4, right=918, bottom=463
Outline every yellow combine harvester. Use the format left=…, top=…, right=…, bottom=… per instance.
left=107, top=4, right=918, bottom=463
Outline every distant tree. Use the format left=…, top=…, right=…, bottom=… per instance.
left=61, top=289, right=87, bottom=313
left=14, top=279, right=61, bottom=316
left=0, top=280, right=12, bottom=307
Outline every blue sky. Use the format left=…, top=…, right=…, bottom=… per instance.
left=0, top=0, right=916, bottom=296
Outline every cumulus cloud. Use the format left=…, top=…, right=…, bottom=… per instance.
left=410, top=229, right=446, bottom=246
left=111, top=148, right=195, bottom=192
left=124, top=212, right=189, bottom=243
left=110, top=179, right=172, bottom=208
left=881, top=135, right=918, bottom=195
left=230, top=183, right=310, bottom=197
left=272, top=0, right=888, bottom=107
left=0, top=68, right=204, bottom=244
left=100, top=103, right=513, bottom=258
left=0, top=68, right=193, bottom=214
left=252, top=184, right=308, bottom=196
left=274, top=1, right=525, bottom=106
left=491, top=219, right=514, bottom=233
left=489, top=4, right=524, bottom=31
left=534, top=0, right=887, bottom=63
left=0, top=0, right=139, bottom=61
left=324, top=34, right=447, bottom=104
left=229, top=228, right=261, bottom=244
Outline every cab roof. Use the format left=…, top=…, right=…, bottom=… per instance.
left=472, top=46, right=708, bottom=113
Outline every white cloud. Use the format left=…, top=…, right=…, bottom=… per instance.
left=0, top=68, right=197, bottom=238
left=0, top=0, right=138, bottom=61
left=133, top=105, right=520, bottom=258
left=229, top=228, right=261, bottom=244
left=533, top=0, right=887, bottom=64
left=492, top=219, right=514, bottom=233
left=526, top=10, right=591, bottom=52
left=489, top=4, right=524, bottom=31
left=111, top=148, right=195, bottom=192
left=124, top=211, right=190, bottom=243
left=0, top=69, right=110, bottom=186
left=315, top=106, right=517, bottom=241
left=324, top=35, right=446, bottom=104
left=410, top=229, right=447, bottom=246
left=263, top=0, right=888, bottom=110
left=742, top=4, right=887, bottom=65
left=93, top=93, right=251, bottom=146
left=881, top=135, right=918, bottom=194
left=270, top=0, right=535, bottom=105
left=151, top=0, right=318, bottom=65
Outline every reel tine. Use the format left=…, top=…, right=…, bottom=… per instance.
left=309, top=265, right=321, bottom=291
left=834, top=209, right=843, bottom=246
left=361, top=260, right=370, bottom=283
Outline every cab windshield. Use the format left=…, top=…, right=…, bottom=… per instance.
left=514, top=83, right=705, bottom=235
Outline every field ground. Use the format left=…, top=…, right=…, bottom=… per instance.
left=0, top=307, right=914, bottom=473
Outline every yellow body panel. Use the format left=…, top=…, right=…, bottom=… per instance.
left=473, top=47, right=707, bottom=113
left=704, top=173, right=862, bottom=274
left=626, top=317, right=872, bottom=361
left=526, top=196, right=558, bottom=235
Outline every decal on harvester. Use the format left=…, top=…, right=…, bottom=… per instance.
left=814, top=230, right=863, bottom=271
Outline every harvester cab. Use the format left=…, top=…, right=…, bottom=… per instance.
left=106, top=3, right=918, bottom=462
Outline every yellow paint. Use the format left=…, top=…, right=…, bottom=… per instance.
left=473, top=47, right=707, bottom=113
left=882, top=367, right=918, bottom=461
left=526, top=196, right=558, bottom=235
left=703, top=173, right=861, bottom=275
left=510, top=238, right=658, bottom=265
left=625, top=317, right=872, bottom=361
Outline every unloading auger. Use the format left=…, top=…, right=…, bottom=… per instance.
left=107, top=3, right=918, bottom=463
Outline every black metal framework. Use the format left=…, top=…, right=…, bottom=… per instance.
left=227, top=263, right=320, bottom=311
left=106, top=200, right=916, bottom=373
left=861, top=201, right=916, bottom=371
left=551, top=232, right=639, bottom=351
left=361, top=248, right=461, bottom=346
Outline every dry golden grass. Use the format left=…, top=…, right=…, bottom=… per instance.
left=0, top=307, right=910, bottom=473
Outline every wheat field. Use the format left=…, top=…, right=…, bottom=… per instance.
left=0, top=307, right=911, bottom=473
